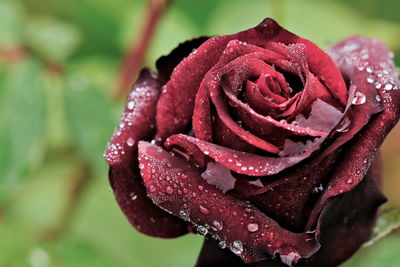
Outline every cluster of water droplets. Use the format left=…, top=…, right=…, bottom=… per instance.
left=330, top=39, right=399, bottom=111
left=104, top=83, right=159, bottom=165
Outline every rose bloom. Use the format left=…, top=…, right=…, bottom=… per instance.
left=105, top=19, right=400, bottom=266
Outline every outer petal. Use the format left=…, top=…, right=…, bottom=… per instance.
left=307, top=36, right=400, bottom=228
left=194, top=157, right=385, bottom=267
left=156, top=37, right=209, bottom=84
left=105, top=69, right=188, bottom=237
left=138, top=142, right=320, bottom=264
left=305, top=156, right=386, bottom=267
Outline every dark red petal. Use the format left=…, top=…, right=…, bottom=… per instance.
left=157, top=18, right=347, bottom=140
left=138, top=141, right=320, bottom=263
left=105, top=68, right=161, bottom=167
left=165, top=134, right=326, bottom=177
left=196, top=239, right=286, bottom=267
left=308, top=157, right=386, bottom=267
left=195, top=157, right=385, bottom=267
left=105, top=69, right=188, bottom=237
left=109, top=166, right=189, bottom=238
left=307, top=36, right=400, bottom=227
left=156, top=37, right=209, bottom=84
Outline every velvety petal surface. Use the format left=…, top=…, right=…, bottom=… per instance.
left=106, top=69, right=188, bottom=237
left=307, top=36, right=400, bottom=227
left=138, top=142, right=320, bottom=264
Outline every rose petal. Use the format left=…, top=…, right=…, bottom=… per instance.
left=105, top=68, right=161, bottom=167
left=109, top=166, right=189, bottom=237
left=156, top=37, right=209, bottom=84
left=138, top=141, right=320, bottom=263
left=195, top=239, right=285, bottom=267
left=194, top=157, right=385, bottom=267
left=165, top=134, right=326, bottom=177
left=307, top=156, right=386, bottom=267
left=158, top=18, right=347, bottom=140
left=106, top=69, right=188, bottom=237
left=307, top=36, right=400, bottom=227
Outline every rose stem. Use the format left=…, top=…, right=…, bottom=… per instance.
left=41, top=151, right=93, bottom=241
left=117, top=0, right=172, bottom=99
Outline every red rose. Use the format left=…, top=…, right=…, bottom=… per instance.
left=105, top=19, right=400, bottom=266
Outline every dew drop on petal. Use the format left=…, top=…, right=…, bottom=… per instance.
left=149, top=184, right=157, bottom=193
left=367, top=76, right=374, bottom=83
left=247, top=223, right=259, bottom=232
left=366, top=66, right=374, bottom=73
left=127, top=101, right=135, bottom=110
left=126, top=137, right=135, bottom=147
left=197, top=225, right=208, bottom=235
left=384, top=83, right=393, bottom=90
left=165, top=186, right=174, bottom=194
left=352, top=92, right=366, bottom=105
left=231, top=240, right=244, bottom=255
left=199, top=205, right=210, bottom=214
left=212, top=220, right=223, bottom=231
left=218, top=241, right=227, bottom=249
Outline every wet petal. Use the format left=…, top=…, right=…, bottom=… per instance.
left=109, top=166, right=189, bottom=238
left=106, top=69, right=188, bottom=237
left=138, top=142, right=320, bottom=263
left=308, top=36, right=400, bottom=226
left=309, top=157, right=386, bottom=266
left=165, top=134, right=326, bottom=177
left=156, top=37, right=209, bottom=84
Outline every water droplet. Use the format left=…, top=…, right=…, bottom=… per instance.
left=218, top=241, right=227, bottom=249
left=367, top=76, right=374, bottom=83
left=197, top=225, right=208, bottom=235
left=280, top=252, right=300, bottom=267
left=126, top=137, right=135, bottom=147
left=347, top=178, right=353, bottom=184
left=231, top=240, right=243, bottom=255
left=198, top=185, right=204, bottom=191
left=212, top=220, right=223, bottom=231
left=336, top=117, right=351, bottom=133
left=366, top=66, right=374, bottom=73
left=199, top=205, right=209, bottom=214
left=376, top=95, right=381, bottom=102
left=139, top=163, right=145, bottom=169
left=127, top=101, right=135, bottom=110
left=179, top=210, right=190, bottom=220
left=165, top=186, right=173, bottom=194
left=352, top=92, right=366, bottom=105
left=247, top=223, right=259, bottom=232
left=374, top=82, right=382, bottom=89
left=384, top=83, right=393, bottom=90
left=204, top=151, right=210, bottom=155
left=149, top=184, right=157, bottom=193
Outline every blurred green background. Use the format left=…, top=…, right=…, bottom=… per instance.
left=0, top=0, right=400, bottom=266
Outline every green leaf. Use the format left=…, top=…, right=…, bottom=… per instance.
left=364, top=208, right=400, bottom=247
left=0, top=58, right=46, bottom=201
left=63, top=70, right=117, bottom=172
left=0, top=0, right=25, bottom=49
left=24, top=16, right=81, bottom=62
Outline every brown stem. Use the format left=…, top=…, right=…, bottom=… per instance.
left=117, top=0, right=171, bottom=98
left=41, top=155, right=93, bottom=241
left=0, top=47, right=26, bottom=62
